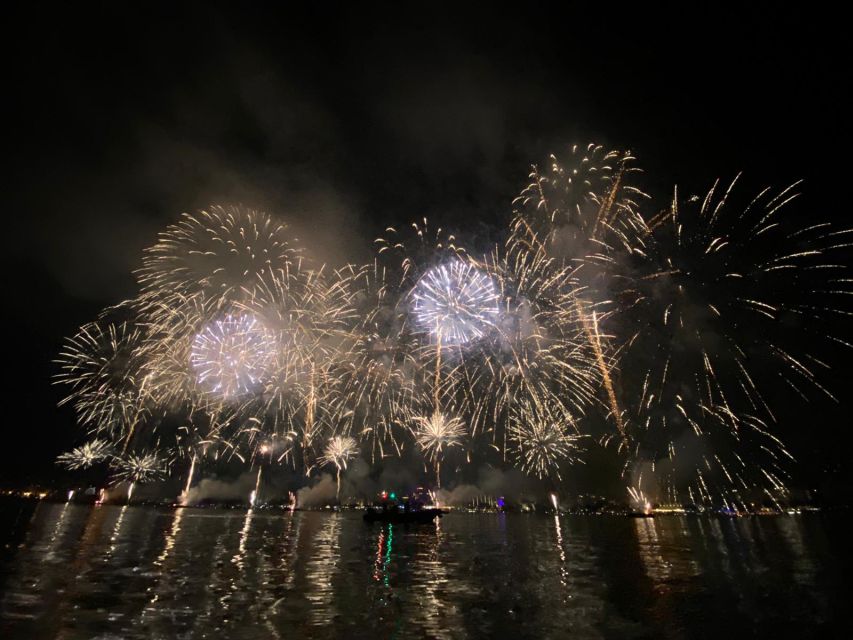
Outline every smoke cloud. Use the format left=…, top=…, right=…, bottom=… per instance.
left=183, top=471, right=258, bottom=504
left=296, top=473, right=337, bottom=507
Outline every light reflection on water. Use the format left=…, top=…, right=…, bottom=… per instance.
left=0, top=503, right=847, bottom=639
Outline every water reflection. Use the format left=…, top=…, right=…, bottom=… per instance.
left=304, top=512, right=341, bottom=628
left=0, top=507, right=847, bottom=639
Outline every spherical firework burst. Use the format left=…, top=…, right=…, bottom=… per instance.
left=412, top=410, right=466, bottom=487
left=320, top=435, right=359, bottom=499
left=321, top=435, right=359, bottom=469
left=54, top=318, right=149, bottom=437
left=137, top=205, right=300, bottom=304
left=508, top=398, right=584, bottom=480
left=111, top=451, right=169, bottom=484
left=411, top=259, right=501, bottom=345
left=56, top=439, right=114, bottom=470
left=190, top=314, right=276, bottom=400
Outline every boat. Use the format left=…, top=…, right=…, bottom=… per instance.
left=363, top=506, right=444, bottom=524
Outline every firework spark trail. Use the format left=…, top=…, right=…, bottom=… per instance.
left=180, top=453, right=198, bottom=506
left=575, top=299, right=625, bottom=439
left=627, top=486, right=653, bottom=514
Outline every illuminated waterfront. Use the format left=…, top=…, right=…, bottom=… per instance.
left=0, top=503, right=847, bottom=639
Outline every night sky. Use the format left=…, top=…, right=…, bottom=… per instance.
left=4, top=3, right=850, bottom=495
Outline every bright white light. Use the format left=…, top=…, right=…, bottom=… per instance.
left=191, top=314, right=275, bottom=399
left=411, top=259, right=500, bottom=344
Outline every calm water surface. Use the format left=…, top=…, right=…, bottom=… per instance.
left=0, top=502, right=848, bottom=639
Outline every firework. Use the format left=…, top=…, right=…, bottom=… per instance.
left=54, top=316, right=149, bottom=439
left=134, top=206, right=313, bottom=451
left=329, top=262, right=420, bottom=460
left=320, top=435, right=359, bottom=471
left=52, top=146, right=852, bottom=507
left=137, top=205, right=300, bottom=305
left=190, top=314, right=277, bottom=400
left=609, top=177, right=852, bottom=505
left=453, top=220, right=600, bottom=450
left=237, top=263, right=360, bottom=462
left=411, top=259, right=501, bottom=345
left=112, top=452, right=170, bottom=484
left=511, top=145, right=648, bottom=438
left=627, top=486, right=653, bottom=515
left=516, top=145, right=851, bottom=504
left=336, top=221, right=467, bottom=460
left=320, top=436, right=359, bottom=498
left=508, top=397, right=584, bottom=480
left=512, top=143, right=648, bottom=257
left=412, top=410, right=466, bottom=487
left=56, top=439, right=114, bottom=470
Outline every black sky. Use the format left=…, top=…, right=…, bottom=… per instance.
left=4, top=3, right=850, bottom=492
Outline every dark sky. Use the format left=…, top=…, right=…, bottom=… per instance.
left=4, top=3, right=850, bottom=491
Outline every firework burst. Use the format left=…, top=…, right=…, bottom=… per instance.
left=54, top=316, right=149, bottom=439
left=411, top=259, right=501, bottom=345
left=111, top=451, right=170, bottom=485
left=237, top=263, right=359, bottom=460
left=190, top=314, right=277, bottom=400
left=137, top=205, right=300, bottom=305
left=320, top=436, right=359, bottom=498
left=508, top=398, right=584, bottom=480
left=412, top=410, right=466, bottom=487
left=453, top=219, right=600, bottom=451
left=56, top=439, right=114, bottom=470
left=328, top=262, right=420, bottom=459
left=605, top=177, right=851, bottom=505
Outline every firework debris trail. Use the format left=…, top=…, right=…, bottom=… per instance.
left=54, top=146, right=853, bottom=507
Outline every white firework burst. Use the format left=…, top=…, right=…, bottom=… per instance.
left=411, top=259, right=501, bottom=345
